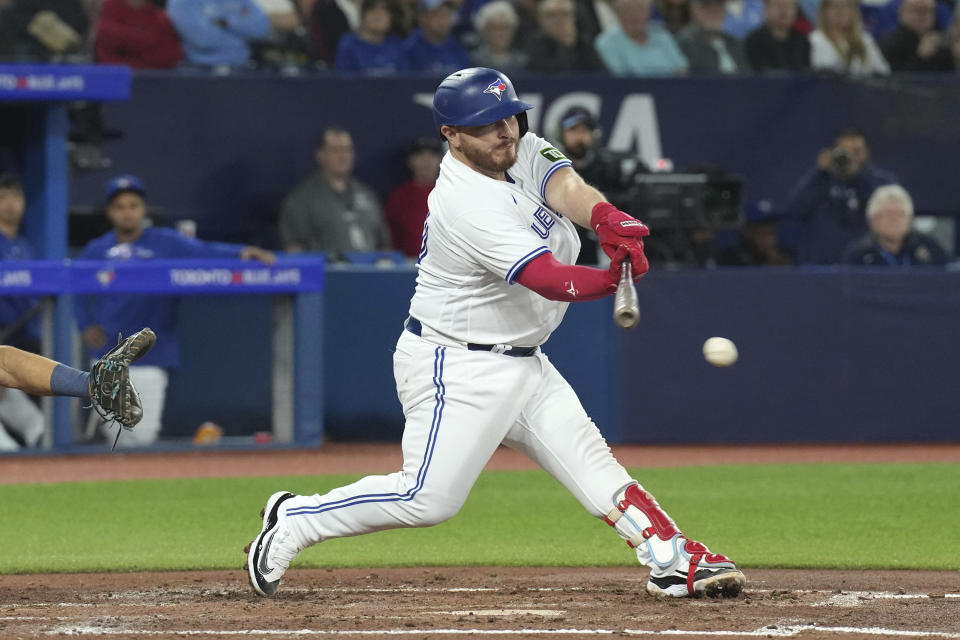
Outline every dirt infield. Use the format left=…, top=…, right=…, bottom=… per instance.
left=2, top=567, right=959, bottom=639
left=3, top=444, right=959, bottom=638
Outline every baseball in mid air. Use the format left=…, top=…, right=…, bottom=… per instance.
left=702, top=337, right=738, bottom=367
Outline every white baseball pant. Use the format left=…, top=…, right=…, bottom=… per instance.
left=283, top=330, right=635, bottom=543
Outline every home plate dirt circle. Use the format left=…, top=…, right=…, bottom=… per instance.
left=2, top=567, right=959, bottom=639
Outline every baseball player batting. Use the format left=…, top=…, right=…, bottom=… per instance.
left=246, top=68, right=745, bottom=599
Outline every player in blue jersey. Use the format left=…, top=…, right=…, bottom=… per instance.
left=0, top=174, right=42, bottom=353
left=0, top=173, right=45, bottom=450
left=74, top=174, right=275, bottom=447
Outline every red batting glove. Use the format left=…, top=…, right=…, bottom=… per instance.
left=592, top=202, right=650, bottom=279
left=607, top=245, right=645, bottom=284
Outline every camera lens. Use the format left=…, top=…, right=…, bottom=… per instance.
left=832, top=148, right=851, bottom=171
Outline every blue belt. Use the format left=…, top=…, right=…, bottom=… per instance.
left=405, top=317, right=537, bottom=357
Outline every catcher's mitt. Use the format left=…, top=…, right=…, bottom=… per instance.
left=89, top=328, right=157, bottom=433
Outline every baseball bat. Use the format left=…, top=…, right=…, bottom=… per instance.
left=613, top=260, right=640, bottom=329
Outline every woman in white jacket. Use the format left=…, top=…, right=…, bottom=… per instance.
left=810, top=0, right=890, bottom=76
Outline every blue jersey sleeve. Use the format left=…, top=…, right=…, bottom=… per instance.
left=159, top=229, right=246, bottom=258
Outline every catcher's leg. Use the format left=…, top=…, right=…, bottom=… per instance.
left=245, top=330, right=542, bottom=596
left=502, top=354, right=744, bottom=599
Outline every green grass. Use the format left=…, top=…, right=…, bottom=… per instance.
left=1, top=463, right=957, bottom=574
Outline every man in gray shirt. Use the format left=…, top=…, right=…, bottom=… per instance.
left=279, top=127, right=390, bottom=256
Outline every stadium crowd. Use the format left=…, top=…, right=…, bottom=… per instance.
left=0, top=0, right=958, bottom=75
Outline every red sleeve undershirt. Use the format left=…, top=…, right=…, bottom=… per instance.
left=514, top=252, right=617, bottom=302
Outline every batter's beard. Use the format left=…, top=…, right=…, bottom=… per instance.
left=461, top=140, right=519, bottom=174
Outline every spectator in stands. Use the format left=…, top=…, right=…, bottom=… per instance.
left=879, top=0, right=953, bottom=70
left=866, top=0, right=953, bottom=41
left=653, top=0, right=692, bottom=33
left=75, top=174, right=275, bottom=448
left=553, top=106, right=647, bottom=264
left=526, top=0, right=606, bottom=71
left=783, top=128, right=898, bottom=264
left=385, top=137, right=442, bottom=259
left=510, top=0, right=540, bottom=36
left=595, top=0, right=689, bottom=75
left=469, top=0, right=528, bottom=71
left=336, top=0, right=405, bottom=74
left=0, top=174, right=41, bottom=355
left=717, top=200, right=794, bottom=266
left=677, top=0, right=750, bottom=73
left=949, top=9, right=960, bottom=68
left=310, top=0, right=360, bottom=65
left=392, top=0, right=419, bottom=36
left=279, top=127, right=390, bottom=255
left=809, top=0, right=890, bottom=75
left=251, top=0, right=316, bottom=68
left=0, top=174, right=48, bottom=453
left=0, top=0, right=90, bottom=62
left=167, top=0, right=271, bottom=67
left=745, top=0, right=811, bottom=70
left=573, top=0, right=622, bottom=44
left=402, top=0, right=470, bottom=73
left=723, top=0, right=765, bottom=38
left=94, top=0, right=183, bottom=68
left=844, top=184, right=950, bottom=266
left=0, top=175, right=52, bottom=451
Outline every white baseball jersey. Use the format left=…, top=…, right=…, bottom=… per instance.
left=408, top=133, right=580, bottom=347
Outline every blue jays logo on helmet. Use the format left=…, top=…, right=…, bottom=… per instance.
left=483, top=78, right=508, bottom=101
left=432, top=67, right=534, bottom=138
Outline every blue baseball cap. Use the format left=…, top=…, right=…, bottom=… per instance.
left=420, top=0, right=452, bottom=10
left=559, top=106, right=596, bottom=131
left=105, top=174, right=145, bottom=203
left=744, top=200, right=780, bottom=223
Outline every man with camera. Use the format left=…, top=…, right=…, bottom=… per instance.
left=783, top=128, right=898, bottom=265
left=554, top=106, right=646, bottom=264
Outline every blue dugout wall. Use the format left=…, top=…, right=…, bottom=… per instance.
left=167, top=267, right=960, bottom=445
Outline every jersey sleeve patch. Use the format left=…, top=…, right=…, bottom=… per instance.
left=539, top=147, right=568, bottom=163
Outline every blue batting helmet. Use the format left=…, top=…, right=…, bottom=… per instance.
left=432, top=68, right=533, bottom=138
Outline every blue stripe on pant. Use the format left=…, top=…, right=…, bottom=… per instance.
left=285, top=346, right=446, bottom=517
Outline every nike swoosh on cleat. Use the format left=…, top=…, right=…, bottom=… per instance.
left=257, top=530, right=277, bottom=576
